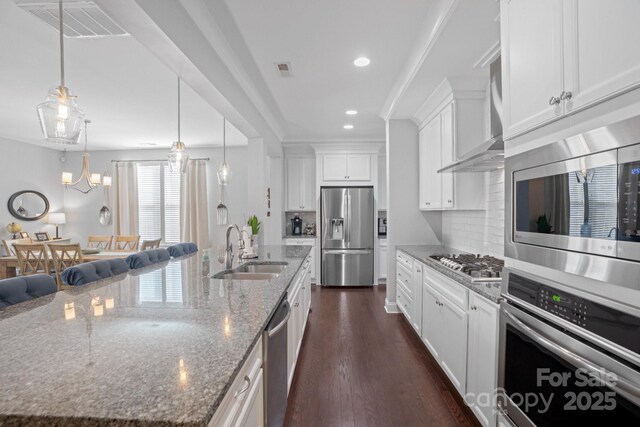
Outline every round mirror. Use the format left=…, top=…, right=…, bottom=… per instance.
left=8, top=191, right=50, bottom=221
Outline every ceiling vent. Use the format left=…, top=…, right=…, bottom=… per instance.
left=275, top=62, right=293, bottom=78
left=15, top=1, right=128, bottom=38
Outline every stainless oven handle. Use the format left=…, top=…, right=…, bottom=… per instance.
left=504, top=310, right=640, bottom=406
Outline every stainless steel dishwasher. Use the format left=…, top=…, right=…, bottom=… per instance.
left=263, top=297, right=290, bottom=426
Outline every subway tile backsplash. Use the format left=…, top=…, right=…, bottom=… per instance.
left=441, top=169, right=505, bottom=257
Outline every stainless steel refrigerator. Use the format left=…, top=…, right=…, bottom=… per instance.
left=321, top=186, right=374, bottom=286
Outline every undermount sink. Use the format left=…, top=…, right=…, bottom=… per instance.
left=213, top=272, right=279, bottom=280
left=212, top=262, right=288, bottom=281
left=235, top=262, right=288, bottom=274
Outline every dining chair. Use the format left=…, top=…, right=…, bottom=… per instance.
left=13, top=243, right=50, bottom=276
left=87, top=235, right=113, bottom=250
left=114, top=235, right=140, bottom=251
left=49, top=243, right=84, bottom=289
left=140, top=238, right=162, bottom=251
left=2, top=238, right=33, bottom=257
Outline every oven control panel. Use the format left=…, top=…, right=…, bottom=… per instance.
left=538, top=288, right=587, bottom=327
left=506, top=271, right=640, bottom=356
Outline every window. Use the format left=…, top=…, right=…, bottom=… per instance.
left=136, top=163, right=181, bottom=245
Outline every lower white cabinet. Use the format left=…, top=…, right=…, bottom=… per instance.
left=395, top=250, right=424, bottom=336
left=421, top=277, right=468, bottom=396
left=287, top=255, right=312, bottom=392
left=208, top=339, right=264, bottom=427
left=379, top=239, right=388, bottom=280
left=283, top=238, right=316, bottom=283
left=466, top=292, right=499, bottom=427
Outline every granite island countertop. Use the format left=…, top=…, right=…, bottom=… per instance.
left=396, top=245, right=502, bottom=303
left=0, top=245, right=311, bottom=426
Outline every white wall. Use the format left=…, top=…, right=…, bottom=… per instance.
left=0, top=137, right=64, bottom=241
left=63, top=146, right=248, bottom=251
left=386, top=119, right=442, bottom=311
left=441, top=169, right=505, bottom=257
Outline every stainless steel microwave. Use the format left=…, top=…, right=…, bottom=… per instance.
left=506, top=115, right=640, bottom=291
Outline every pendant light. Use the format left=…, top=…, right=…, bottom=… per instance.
left=62, top=120, right=102, bottom=194
left=217, top=118, right=232, bottom=185
left=168, top=77, right=189, bottom=173
left=36, top=0, right=84, bottom=144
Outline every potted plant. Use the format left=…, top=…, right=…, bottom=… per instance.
left=247, top=215, right=261, bottom=249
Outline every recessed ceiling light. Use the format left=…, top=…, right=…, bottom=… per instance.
left=353, top=57, right=370, bottom=67
left=344, top=124, right=354, bottom=130
left=346, top=110, right=358, bottom=115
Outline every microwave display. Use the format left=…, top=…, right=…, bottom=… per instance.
left=515, top=165, right=617, bottom=239
left=619, top=161, right=640, bottom=241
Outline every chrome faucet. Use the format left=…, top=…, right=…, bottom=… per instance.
left=225, top=224, right=245, bottom=270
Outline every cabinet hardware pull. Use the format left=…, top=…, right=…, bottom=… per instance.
left=470, top=305, right=477, bottom=311
left=294, top=302, right=300, bottom=307
left=561, top=90, right=572, bottom=101
left=548, top=96, right=561, bottom=106
left=448, top=200, right=452, bottom=203
left=234, top=375, right=251, bottom=399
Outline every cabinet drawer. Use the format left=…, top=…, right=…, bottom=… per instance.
left=396, top=251, right=414, bottom=271
left=284, top=238, right=315, bottom=246
left=208, top=338, right=263, bottom=427
left=423, top=266, right=468, bottom=309
left=396, top=284, right=412, bottom=321
left=396, top=264, right=412, bottom=296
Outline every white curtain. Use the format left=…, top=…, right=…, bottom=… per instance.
left=181, top=159, right=210, bottom=248
left=113, top=162, right=139, bottom=236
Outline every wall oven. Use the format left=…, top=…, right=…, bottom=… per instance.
left=498, top=267, right=640, bottom=426
left=506, top=115, right=640, bottom=292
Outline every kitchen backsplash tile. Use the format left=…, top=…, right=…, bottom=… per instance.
left=442, top=169, right=505, bottom=257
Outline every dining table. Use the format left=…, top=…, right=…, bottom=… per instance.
left=0, top=250, right=137, bottom=279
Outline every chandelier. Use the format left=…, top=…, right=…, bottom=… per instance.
left=36, top=0, right=84, bottom=144
left=62, top=120, right=109, bottom=194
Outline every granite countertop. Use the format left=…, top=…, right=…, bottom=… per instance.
left=282, top=234, right=316, bottom=239
left=0, top=245, right=310, bottom=426
left=396, top=245, right=502, bottom=303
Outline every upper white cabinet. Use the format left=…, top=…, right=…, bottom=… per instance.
left=419, top=115, right=442, bottom=210
left=418, top=96, right=485, bottom=211
left=285, top=156, right=315, bottom=211
left=322, top=154, right=371, bottom=182
left=501, top=0, right=640, bottom=140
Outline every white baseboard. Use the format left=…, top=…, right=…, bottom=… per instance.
left=384, top=298, right=399, bottom=313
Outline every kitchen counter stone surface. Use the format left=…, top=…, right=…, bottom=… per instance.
left=0, top=245, right=310, bottom=426
left=396, top=245, right=502, bottom=303
left=282, top=234, right=316, bottom=239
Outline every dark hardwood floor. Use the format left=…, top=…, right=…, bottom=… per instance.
left=284, top=284, right=480, bottom=427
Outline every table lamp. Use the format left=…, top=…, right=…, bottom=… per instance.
left=47, top=213, right=66, bottom=240
left=6, top=222, right=22, bottom=239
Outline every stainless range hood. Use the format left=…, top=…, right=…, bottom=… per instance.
left=438, top=57, right=504, bottom=173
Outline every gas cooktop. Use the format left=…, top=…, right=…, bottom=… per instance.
left=429, top=254, right=504, bottom=282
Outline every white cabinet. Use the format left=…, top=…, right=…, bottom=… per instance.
left=466, top=293, right=499, bottom=427
left=286, top=256, right=312, bottom=392
left=284, top=238, right=316, bottom=282
left=421, top=271, right=468, bottom=396
left=208, top=339, right=263, bottom=427
left=285, top=157, right=315, bottom=211
left=419, top=116, right=442, bottom=209
left=501, top=0, right=640, bottom=139
left=321, top=154, right=371, bottom=182
left=379, top=239, right=388, bottom=280
left=395, top=251, right=423, bottom=336
left=411, top=261, right=424, bottom=335
left=419, top=100, right=484, bottom=211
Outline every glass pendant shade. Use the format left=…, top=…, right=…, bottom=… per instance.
left=37, top=86, right=84, bottom=144
left=168, top=141, right=189, bottom=173
left=217, top=161, right=232, bottom=186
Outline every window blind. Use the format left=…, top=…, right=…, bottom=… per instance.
left=135, top=163, right=182, bottom=245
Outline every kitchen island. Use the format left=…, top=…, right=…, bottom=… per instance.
left=0, top=245, right=311, bottom=426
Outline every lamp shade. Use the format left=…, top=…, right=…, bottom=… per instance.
left=37, top=86, right=84, bottom=144
left=48, top=213, right=66, bottom=225
left=6, top=222, right=22, bottom=234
